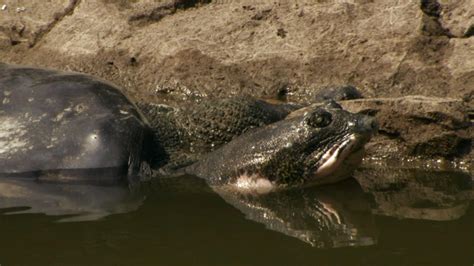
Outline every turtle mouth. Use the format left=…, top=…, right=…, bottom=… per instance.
left=313, top=134, right=364, bottom=178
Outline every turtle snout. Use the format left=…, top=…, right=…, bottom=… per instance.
left=355, top=115, right=378, bottom=134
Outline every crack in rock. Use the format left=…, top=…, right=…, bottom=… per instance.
left=128, top=0, right=211, bottom=25
left=419, top=0, right=452, bottom=37
left=29, top=0, right=81, bottom=48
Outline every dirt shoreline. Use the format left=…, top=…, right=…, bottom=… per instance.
left=0, top=0, right=472, bottom=172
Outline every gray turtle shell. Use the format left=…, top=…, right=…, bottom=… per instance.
left=0, top=64, right=152, bottom=184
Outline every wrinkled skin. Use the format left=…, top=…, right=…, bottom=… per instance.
left=138, top=97, right=300, bottom=170
left=138, top=86, right=364, bottom=172
left=184, top=102, right=377, bottom=192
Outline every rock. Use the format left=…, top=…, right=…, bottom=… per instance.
left=1, top=1, right=473, bottom=104
left=0, top=0, right=79, bottom=48
left=0, top=1, right=472, bottom=174
left=444, top=38, right=474, bottom=78
left=128, top=0, right=212, bottom=26
left=439, top=0, right=474, bottom=37
left=313, top=85, right=363, bottom=102
left=339, top=96, right=472, bottom=159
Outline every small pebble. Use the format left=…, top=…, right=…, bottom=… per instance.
left=1, top=4, right=7, bottom=11
left=16, top=7, right=26, bottom=13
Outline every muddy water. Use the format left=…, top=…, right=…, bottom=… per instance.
left=0, top=169, right=472, bottom=266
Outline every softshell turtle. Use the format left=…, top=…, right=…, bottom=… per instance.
left=0, top=64, right=152, bottom=184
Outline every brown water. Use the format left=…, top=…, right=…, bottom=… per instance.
left=0, top=169, right=472, bottom=266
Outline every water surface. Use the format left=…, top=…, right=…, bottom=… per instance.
left=0, top=169, right=472, bottom=266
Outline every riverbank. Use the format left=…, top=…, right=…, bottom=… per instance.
left=0, top=0, right=472, bottom=172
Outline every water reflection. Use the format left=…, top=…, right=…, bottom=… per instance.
left=355, top=167, right=472, bottom=221
left=213, top=167, right=472, bottom=247
left=0, top=177, right=145, bottom=222
left=214, top=179, right=377, bottom=248
left=0, top=167, right=471, bottom=249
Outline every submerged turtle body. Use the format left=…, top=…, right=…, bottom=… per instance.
left=0, top=64, right=152, bottom=184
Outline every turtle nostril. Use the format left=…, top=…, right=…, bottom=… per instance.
left=357, top=116, right=378, bottom=133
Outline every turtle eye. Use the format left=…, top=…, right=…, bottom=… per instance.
left=306, top=109, right=332, bottom=128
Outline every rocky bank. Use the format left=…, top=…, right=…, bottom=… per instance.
left=0, top=0, right=472, bottom=172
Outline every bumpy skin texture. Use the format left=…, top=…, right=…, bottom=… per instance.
left=138, top=97, right=300, bottom=170
left=136, top=102, right=182, bottom=169
left=0, top=64, right=152, bottom=184
left=185, top=102, right=377, bottom=188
